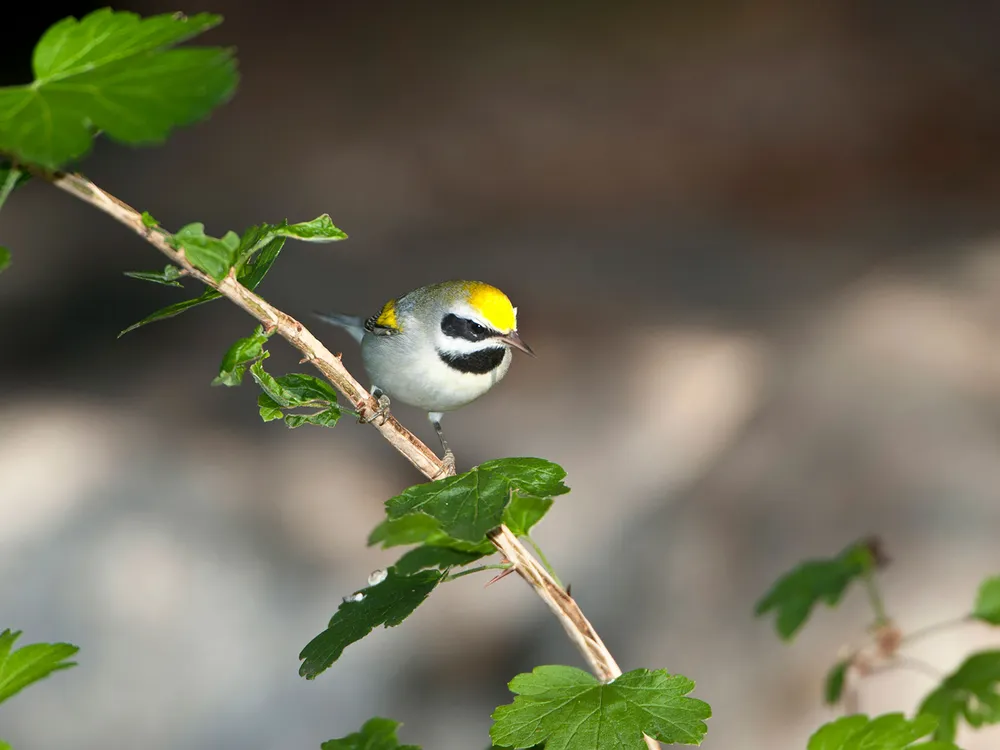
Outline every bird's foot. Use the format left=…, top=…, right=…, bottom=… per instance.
left=434, top=448, right=457, bottom=479
left=359, top=392, right=391, bottom=426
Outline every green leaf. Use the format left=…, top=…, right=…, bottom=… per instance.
left=32, top=10, right=220, bottom=79
left=236, top=236, right=283, bottom=289
left=257, top=394, right=284, bottom=422
left=809, top=716, right=870, bottom=750
left=280, top=214, right=348, bottom=242
left=972, top=575, right=1000, bottom=625
left=212, top=326, right=270, bottom=387
left=235, top=214, right=346, bottom=268
left=249, top=363, right=341, bottom=428
left=917, top=650, right=1000, bottom=742
left=368, top=515, right=495, bottom=557
left=825, top=660, right=850, bottom=705
left=0, top=247, right=9, bottom=275
left=123, top=264, right=184, bottom=287
left=249, top=363, right=339, bottom=407
left=171, top=223, right=239, bottom=281
left=393, top=546, right=484, bottom=576
left=299, top=568, right=444, bottom=679
left=140, top=211, right=159, bottom=228
left=369, top=514, right=445, bottom=548
left=322, top=717, right=419, bottom=750
left=503, top=495, right=553, bottom=537
left=118, top=289, right=220, bottom=336
left=490, top=665, right=711, bottom=749
left=0, top=9, right=237, bottom=169
left=0, top=629, right=78, bottom=705
left=386, top=458, right=569, bottom=543
left=754, top=539, right=875, bottom=640
left=282, top=407, right=340, bottom=429
left=807, top=713, right=956, bottom=750
left=120, top=214, right=343, bottom=335
left=0, top=739, right=9, bottom=750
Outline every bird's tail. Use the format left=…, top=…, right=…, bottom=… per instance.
left=313, top=311, right=366, bottom=344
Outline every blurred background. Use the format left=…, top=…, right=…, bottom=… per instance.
left=2, top=1, right=1000, bottom=748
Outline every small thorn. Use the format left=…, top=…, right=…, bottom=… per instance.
left=566, top=583, right=572, bottom=597
left=485, top=567, right=516, bottom=587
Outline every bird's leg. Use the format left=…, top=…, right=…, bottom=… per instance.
left=429, top=412, right=456, bottom=476
left=359, top=386, right=391, bottom=425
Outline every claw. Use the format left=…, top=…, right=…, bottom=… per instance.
left=359, top=392, right=391, bottom=426
left=440, top=448, right=456, bottom=476
left=432, top=451, right=457, bottom=480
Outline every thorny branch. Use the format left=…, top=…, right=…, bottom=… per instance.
left=45, top=169, right=660, bottom=749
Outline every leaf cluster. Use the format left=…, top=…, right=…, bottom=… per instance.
left=307, top=459, right=715, bottom=749
left=759, top=542, right=1000, bottom=746
left=121, top=214, right=346, bottom=335
left=918, top=651, right=1000, bottom=743
left=300, top=458, right=569, bottom=679
left=754, top=537, right=879, bottom=640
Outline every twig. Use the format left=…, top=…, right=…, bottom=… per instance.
left=899, top=615, right=971, bottom=646
left=44, top=169, right=661, bottom=750
left=525, top=533, right=563, bottom=588
left=490, top=525, right=621, bottom=681
left=865, top=654, right=945, bottom=682
left=489, top=527, right=661, bottom=750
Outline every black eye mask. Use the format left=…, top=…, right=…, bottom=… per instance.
left=440, top=313, right=495, bottom=342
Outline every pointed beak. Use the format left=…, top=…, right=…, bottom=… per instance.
left=498, top=330, right=535, bottom=357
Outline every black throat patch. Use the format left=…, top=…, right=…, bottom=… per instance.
left=438, top=347, right=506, bottom=374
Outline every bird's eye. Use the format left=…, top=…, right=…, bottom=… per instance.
left=441, top=313, right=491, bottom=341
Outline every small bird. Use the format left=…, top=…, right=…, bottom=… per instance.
left=315, top=280, right=534, bottom=470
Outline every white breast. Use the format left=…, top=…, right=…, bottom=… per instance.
left=361, top=332, right=512, bottom=412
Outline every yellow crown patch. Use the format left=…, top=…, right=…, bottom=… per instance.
left=465, top=282, right=516, bottom=333
left=375, top=299, right=399, bottom=330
